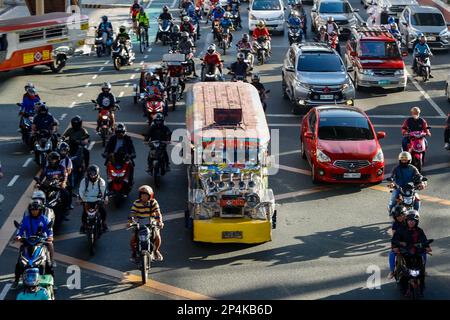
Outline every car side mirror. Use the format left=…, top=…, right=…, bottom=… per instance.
left=91, top=99, right=96, bottom=104
left=116, top=100, right=121, bottom=104
left=247, top=7, right=250, bottom=11
left=377, top=131, right=386, bottom=139
left=447, top=23, right=450, bottom=26
left=304, top=132, right=313, bottom=139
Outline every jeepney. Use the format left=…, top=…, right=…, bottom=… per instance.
left=185, top=82, right=277, bottom=244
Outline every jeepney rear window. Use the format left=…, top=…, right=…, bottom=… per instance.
left=358, top=41, right=400, bottom=58
left=19, top=28, right=44, bottom=43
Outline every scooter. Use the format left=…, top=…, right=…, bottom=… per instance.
left=220, top=28, right=232, bottom=55
left=106, top=158, right=132, bottom=208
left=415, top=53, right=431, bottom=82
left=16, top=268, right=54, bottom=300
left=17, top=105, right=34, bottom=148
left=407, top=130, right=429, bottom=173
left=84, top=201, right=103, bottom=256
left=237, top=48, right=254, bottom=70
left=34, top=178, right=66, bottom=227
left=112, top=41, right=135, bottom=71
left=33, top=129, right=53, bottom=168
left=288, top=26, right=303, bottom=45
left=253, top=36, right=270, bottom=65
left=156, top=20, right=172, bottom=45
left=95, top=29, right=113, bottom=57
left=167, top=76, right=183, bottom=111
left=387, top=176, right=427, bottom=214
left=200, top=60, right=224, bottom=81
left=141, top=93, right=165, bottom=125
left=92, top=100, right=120, bottom=147
left=259, top=89, right=270, bottom=112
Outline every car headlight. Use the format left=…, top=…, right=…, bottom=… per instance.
left=250, top=14, right=257, bottom=20
left=297, top=82, right=310, bottom=89
left=317, top=149, right=331, bottom=163
left=341, top=82, right=350, bottom=90
left=246, top=193, right=260, bottom=208
left=394, top=69, right=404, bottom=76
left=439, top=29, right=449, bottom=40
left=361, top=69, right=374, bottom=76
left=372, top=149, right=384, bottom=162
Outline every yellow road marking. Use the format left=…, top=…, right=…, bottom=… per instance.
left=277, top=164, right=311, bottom=176
left=275, top=186, right=333, bottom=201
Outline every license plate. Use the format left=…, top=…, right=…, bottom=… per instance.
left=426, top=36, right=436, bottom=41
left=320, top=95, right=334, bottom=100
left=222, top=231, right=243, bottom=239
left=220, top=198, right=246, bottom=207
left=343, top=172, right=361, bottom=178
left=378, top=80, right=390, bottom=85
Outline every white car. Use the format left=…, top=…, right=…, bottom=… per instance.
left=248, top=0, right=286, bottom=35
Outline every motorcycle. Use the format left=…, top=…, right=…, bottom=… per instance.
left=237, top=48, right=254, bottom=70
left=35, top=178, right=66, bottom=226
left=92, top=100, right=120, bottom=147
left=200, top=59, right=224, bottom=81
left=112, top=41, right=134, bottom=71
left=127, top=219, right=159, bottom=284
left=393, top=239, right=434, bottom=299
left=415, top=53, right=431, bottom=82
left=220, top=28, right=232, bottom=55
left=95, top=29, right=113, bottom=57
left=227, top=68, right=251, bottom=82
left=33, top=129, right=53, bottom=168
left=253, top=36, right=270, bottom=65
left=288, top=26, right=302, bottom=45
left=407, top=130, right=429, bottom=173
left=387, top=176, right=427, bottom=214
left=84, top=201, right=103, bottom=256
left=17, top=106, right=34, bottom=148
left=157, top=20, right=172, bottom=45
left=147, top=140, right=169, bottom=188
left=167, top=76, right=182, bottom=111
left=259, top=89, right=270, bottom=112
left=141, top=93, right=165, bottom=125
left=212, top=19, right=221, bottom=41
left=106, top=158, right=132, bottom=208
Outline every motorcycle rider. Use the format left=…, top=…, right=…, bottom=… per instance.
left=58, top=142, right=74, bottom=210
left=236, top=34, right=255, bottom=69
left=97, top=15, right=113, bottom=50
left=325, top=16, right=339, bottom=37
left=180, top=16, right=195, bottom=38
left=179, top=31, right=199, bottom=77
left=251, top=73, right=268, bottom=112
left=136, top=7, right=150, bottom=46
left=229, top=52, right=249, bottom=81
left=166, top=62, right=186, bottom=97
left=128, top=185, right=164, bottom=262
left=32, top=103, right=59, bottom=149
left=287, top=11, right=303, bottom=38
left=114, top=25, right=131, bottom=59
left=144, top=72, right=169, bottom=116
left=20, top=84, right=40, bottom=116
left=107, top=147, right=133, bottom=194
left=157, top=6, right=174, bottom=43
left=315, top=25, right=329, bottom=43
left=130, top=0, right=141, bottom=25
left=225, top=1, right=241, bottom=29
left=144, top=113, right=172, bottom=173
left=190, top=6, right=202, bottom=37
left=78, top=165, right=108, bottom=234
left=31, top=190, right=54, bottom=222
left=391, top=210, right=431, bottom=295
left=202, top=44, right=223, bottom=78
left=209, top=4, right=225, bottom=24
left=219, top=12, right=234, bottom=44
left=252, top=20, right=271, bottom=55
left=103, top=123, right=136, bottom=186
left=401, top=106, right=431, bottom=152
left=388, top=206, right=407, bottom=279
left=16, top=268, right=51, bottom=300
left=444, top=114, right=450, bottom=150
left=329, top=30, right=341, bottom=56
left=62, top=116, right=90, bottom=164
left=96, top=82, right=117, bottom=133
left=388, top=151, right=425, bottom=213
left=169, top=25, right=182, bottom=50
left=413, top=34, right=433, bottom=77
left=12, top=199, right=54, bottom=289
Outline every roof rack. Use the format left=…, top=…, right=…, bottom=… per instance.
left=295, top=41, right=332, bottom=50
left=354, top=25, right=394, bottom=39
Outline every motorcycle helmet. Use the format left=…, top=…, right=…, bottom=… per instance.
left=23, top=268, right=41, bottom=287
left=327, top=16, right=334, bottom=22
left=183, top=16, right=190, bottom=23
left=163, top=5, right=169, bottom=12
left=24, top=82, right=35, bottom=91
left=57, top=141, right=70, bottom=156
left=257, top=20, right=265, bottom=29
left=173, top=25, right=180, bottom=33
left=71, top=115, right=82, bottom=130
left=140, top=7, right=145, bottom=14
left=242, top=33, right=249, bottom=42
left=37, top=102, right=48, bottom=114
left=29, top=199, right=44, bottom=212
left=224, top=12, right=232, bottom=19
left=138, top=185, right=154, bottom=199
left=102, top=82, right=112, bottom=92
left=154, top=113, right=165, bottom=126
left=87, top=164, right=100, bottom=181
left=419, top=33, right=426, bottom=42
left=387, top=16, right=395, bottom=24
left=32, top=190, right=46, bottom=204
left=207, top=44, right=216, bottom=54
left=398, top=151, right=412, bottom=164
left=48, top=151, right=60, bottom=167
left=181, top=31, right=190, bottom=39
left=102, top=15, right=108, bottom=22
left=119, top=25, right=126, bottom=33
left=195, top=6, right=201, bottom=12
left=392, top=206, right=407, bottom=219
left=319, top=25, right=326, bottom=32
left=251, top=73, right=260, bottom=82
left=237, top=52, right=245, bottom=60
left=27, top=87, right=37, bottom=96
left=406, top=210, right=420, bottom=225
left=115, top=123, right=127, bottom=134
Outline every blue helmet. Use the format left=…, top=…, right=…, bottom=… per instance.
left=387, top=16, right=395, bottom=24
left=23, top=268, right=40, bottom=287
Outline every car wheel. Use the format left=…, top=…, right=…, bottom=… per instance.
left=300, top=138, right=306, bottom=160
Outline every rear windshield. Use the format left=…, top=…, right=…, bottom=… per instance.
left=319, top=2, right=352, bottom=14
left=358, top=41, right=400, bottom=58
left=252, top=0, right=281, bottom=10
left=297, top=53, right=344, bottom=72
left=411, top=13, right=445, bottom=26
left=318, top=116, right=374, bottom=140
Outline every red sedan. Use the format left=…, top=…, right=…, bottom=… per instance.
left=300, top=106, right=386, bottom=184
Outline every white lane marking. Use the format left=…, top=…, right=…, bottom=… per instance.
left=7, top=175, right=19, bottom=187
left=85, top=82, right=92, bottom=88
left=147, top=48, right=152, bottom=53
left=77, top=93, right=83, bottom=98
left=119, top=91, right=125, bottom=97
left=144, top=55, right=148, bottom=59
left=69, top=101, right=76, bottom=109
left=22, top=158, right=33, bottom=168
left=92, top=74, right=98, bottom=80
left=87, top=141, right=95, bottom=151
left=124, top=83, right=130, bottom=88
left=135, top=68, right=140, bottom=72
left=104, top=60, right=109, bottom=65
left=145, top=0, right=153, bottom=8
left=140, top=61, right=145, bottom=65
left=99, top=67, right=104, bottom=72
left=130, top=74, right=136, bottom=80
left=406, top=69, right=446, bottom=117
left=277, top=150, right=301, bottom=157
left=0, top=283, right=12, bottom=300
left=59, top=113, right=67, bottom=121
left=170, top=0, right=177, bottom=8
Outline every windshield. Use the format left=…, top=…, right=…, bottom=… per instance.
left=252, top=0, right=282, bottom=10
left=358, top=41, right=400, bottom=58
left=319, top=2, right=352, bottom=14
left=318, top=116, right=374, bottom=140
left=297, top=53, right=344, bottom=72
left=411, top=13, right=445, bottom=26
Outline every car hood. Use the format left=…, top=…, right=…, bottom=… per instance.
left=413, top=25, right=447, bottom=35
left=318, top=139, right=378, bottom=160
left=250, top=10, right=284, bottom=19
left=318, top=13, right=353, bottom=22
left=358, top=58, right=405, bottom=69
left=298, top=71, right=349, bottom=85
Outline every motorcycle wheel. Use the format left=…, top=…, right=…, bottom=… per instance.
left=113, top=57, right=121, bottom=71
left=423, top=67, right=429, bottom=82
left=141, top=253, right=149, bottom=284
left=96, top=46, right=102, bottom=58
left=411, top=282, right=420, bottom=300
left=412, top=156, right=422, bottom=173
left=260, top=52, right=265, bottom=65
left=171, top=92, right=177, bottom=111
left=50, top=55, right=66, bottom=73
left=153, top=166, right=160, bottom=188
left=223, top=41, right=227, bottom=55
left=139, top=29, right=145, bottom=54
left=88, top=229, right=96, bottom=256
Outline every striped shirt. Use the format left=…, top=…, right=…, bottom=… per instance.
left=129, top=199, right=161, bottom=223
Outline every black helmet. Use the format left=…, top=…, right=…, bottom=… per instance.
left=38, top=103, right=48, bottom=114
left=173, top=25, right=180, bottom=33
left=119, top=25, right=126, bottom=33
left=29, top=200, right=44, bottom=213
left=116, top=123, right=126, bottom=134
left=392, top=206, right=407, bottom=218
left=406, top=210, right=420, bottom=225
left=48, top=151, right=60, bottom=166
left=87, top=165, right=100, bottom=180
left=58, top=141, right=70, bottom=154
left=154, top=113, right=164, bottom=126
left=163, top=5, right=169, bottom=12
left=71, top=115, right=82, bottom=129
left=102, top=15, right=108, bottom=22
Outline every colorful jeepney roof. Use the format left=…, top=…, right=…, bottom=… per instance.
left=185, top=82, right=270, bottom=147
left=0, top=12, right=88, bottom=33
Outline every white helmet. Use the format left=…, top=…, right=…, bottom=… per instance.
left=398, top=151, right=412, bottom=162
left=183, top=16, right=190, bottom=22
left=32, top=190, right=46, bottom=203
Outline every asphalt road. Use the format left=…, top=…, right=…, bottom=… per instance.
left=0, top=0, right=449, bottom=300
